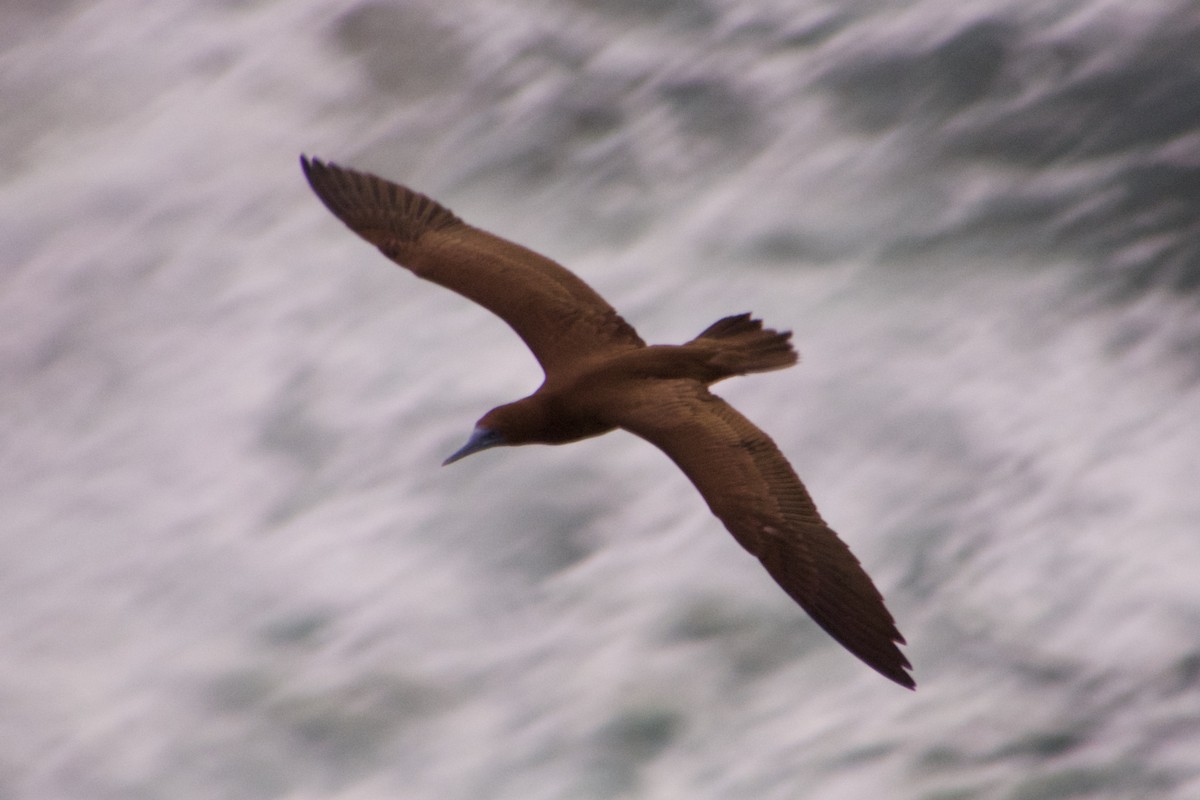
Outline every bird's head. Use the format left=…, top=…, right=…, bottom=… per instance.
left=442, top=401, right=547, bottom=465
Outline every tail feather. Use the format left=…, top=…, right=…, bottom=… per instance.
left=688, top=313, right=798, bottom=382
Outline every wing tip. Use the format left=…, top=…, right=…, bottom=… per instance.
left=299, top=154, right=463, bottom=245
left=880, top=654, right=917, bottom=690
left=299, top=152, right=323, bottom=184
left=299, top=153, right=343, bottom=210
left=299, top=154, right=352, bottom=204
left=848, top=623, right=916, bottom=690
left=848, top=626, right=915, bottom=689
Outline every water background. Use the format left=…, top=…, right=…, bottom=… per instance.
left=3, top=1, right=1200, bottom=798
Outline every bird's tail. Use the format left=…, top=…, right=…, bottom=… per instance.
left=686, top=313, right=798, bottom=383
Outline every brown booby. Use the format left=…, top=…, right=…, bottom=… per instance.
left=301, top=156, right=914, bottom=689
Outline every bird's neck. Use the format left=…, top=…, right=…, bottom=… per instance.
left=488, top=391, right=616, bottom=446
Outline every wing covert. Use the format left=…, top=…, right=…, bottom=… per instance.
left=301, top=156, right=644, bottom=374
left=612, top=381, right=914, bottom=688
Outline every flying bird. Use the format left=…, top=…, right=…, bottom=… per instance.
left=301, top=155, right=914, bottom=689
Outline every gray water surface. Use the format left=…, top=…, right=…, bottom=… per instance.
left=3, top=1, right=1199, bottom=798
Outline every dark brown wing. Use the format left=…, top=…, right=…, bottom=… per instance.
left=301, top=156, right=644, bottom=374
left=612, top=381, right=914, bottom=688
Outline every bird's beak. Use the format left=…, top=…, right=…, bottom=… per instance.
left=442, top=426, right=507, bottom=466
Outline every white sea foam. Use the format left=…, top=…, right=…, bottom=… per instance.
left=3, top=1, right=1199, bottom=797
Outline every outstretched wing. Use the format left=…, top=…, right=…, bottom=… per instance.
left=301, top=156, right=645, bottom=374
left=612, top=381, right=914, bottom=688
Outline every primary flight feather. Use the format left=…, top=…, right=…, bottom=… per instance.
left=301, top=155, right=914, bottom=689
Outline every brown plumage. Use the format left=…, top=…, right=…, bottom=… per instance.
left=301, top=155, right=914, bottom=689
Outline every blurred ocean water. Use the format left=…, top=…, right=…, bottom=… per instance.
left=2, top=1, right=1199, bottom=798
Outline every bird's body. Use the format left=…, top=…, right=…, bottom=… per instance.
left=301, top=156, right=914, bottom=689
